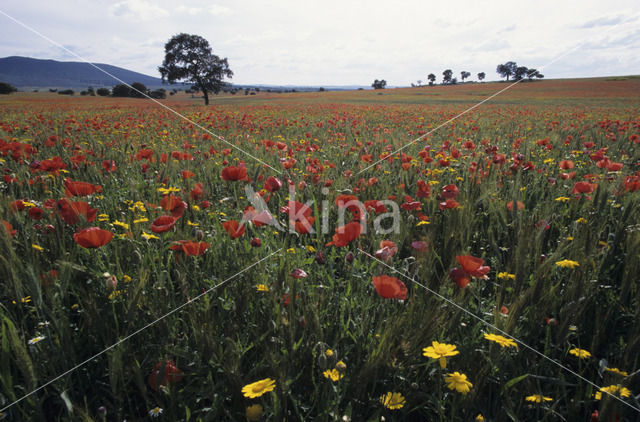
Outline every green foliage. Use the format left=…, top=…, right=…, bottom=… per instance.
left=159, top=33, right=233, bottom=105
left=0, top=82, right=18, bottom=94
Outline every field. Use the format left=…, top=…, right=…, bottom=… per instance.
left=1, top=78, right=639, bottom=421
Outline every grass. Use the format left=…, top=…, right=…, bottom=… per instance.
left=0, top=77, right=639, bottom=421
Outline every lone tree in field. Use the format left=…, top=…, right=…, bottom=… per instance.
left=527, top=68, right=544, bottom=80
left=0, top=82, right=18, bottom=94
left=442, top=69, right=453, bottom=85
left=477, top=72, right=485, bottom=82
left=159, top=33, right=233, bottom=105
left=372, top=79, right=387, bottom=89
left=496, top=61, right=517, bottom=81
left=427, top=73, right=436, bottom=86
left=514, top=66, right=529, bottom=81
left=460, top=71, right=471, bottom=82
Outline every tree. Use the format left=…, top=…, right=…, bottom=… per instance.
left=477, top=72, right=485, bottom=82
left=130, top=82, right=148, bottom=98
left=112, top=84, right=131, bottom=97
left=442, top=69, right=453, bottom=85
left=372, top=79, right=387, bottom=89
left=460, top=71, right=471, bottom=82
left=496, top=61, right=517, bottom=81
left=427, top=73, right=436, bottom=86
left=514, top=66, right=529, bottom=81
left=96, top=88, right=110, bottom=96
left=159, top=33, right=233, bottom=105
left=0, top=82, right=18, bottom=94
left=527, top=68, right=544, bottom=80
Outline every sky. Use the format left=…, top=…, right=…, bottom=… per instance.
left=1, top=0, right=640, bottom=86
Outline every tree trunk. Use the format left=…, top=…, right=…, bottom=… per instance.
left=203, top=89, right=209, bottom=105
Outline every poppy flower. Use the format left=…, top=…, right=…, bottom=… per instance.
left=326, top=221, right=362, bottom=247
left=283, top=201, right=315, bottom=234
left=170, top=240, right=209, bottom=256
left=290, top=268, right=308, bottom=279
left=150, top=215, right=177, bottom=233
left=221, top=165, right=248, bottom=181
left=243, top=206, right=274, bottom=227
left=181, top=170, right=195, bottom=179
left=27, top=207, right=44, bottom=220
left=73, top=227, right=113, bottom=248
left=440, top=184, right=459, bottom=199
left=57, top=199, right=97, bottom=225
left=2, top=220, right=17, bottom=237
left=64, top=178, right=102, bottom=197
left=160, top=195, right=187, bottom=218
left=10, top=200, right=26, bottom=212
left=102, top=160, right=117, bottom=172
left=449, top=267, right=470, bottom=288
left=456, top=255, right=490, bottom=278
left=190, top=182, right=204, bottom=201
left=558, top=160, right=574, bottom=170
left=571, top=181, right=597, bottom=194
left=375, top=240, right=398, bottom=262
left=439, top=199, right=460, bottom=210
left=506, top=201, right=524, bottom=211
left=148, top=360, right=183, bottom=391
left=364, top=200, right=387, bottom=213
left=401, top=200, right=421, bottom=211
left=372, top=275, right=408, bottom=300
left=222, top=220, right=245, bottom=238
left=416, top=180, right=431, bottom=198
left=264, top=176, right=283, bottom=192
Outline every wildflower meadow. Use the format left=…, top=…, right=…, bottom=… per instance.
left=1, top=78, right=639, bottom=421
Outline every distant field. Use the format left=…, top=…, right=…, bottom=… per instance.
left=0, top=76, right=639, bottom=421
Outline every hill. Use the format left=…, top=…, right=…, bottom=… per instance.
left=0, top=56, right=164, bottom=89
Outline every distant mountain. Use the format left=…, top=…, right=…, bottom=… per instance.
left=0, top=56, right=164, bottom=89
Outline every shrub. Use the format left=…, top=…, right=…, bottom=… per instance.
left=58, top=89, right=74, bottom=96
left=112, top=84, right=131, bottom=97
left=0, top=82, right=18, bottom=94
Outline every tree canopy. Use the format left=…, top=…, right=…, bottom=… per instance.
left=159, top=33, right=233, bottom=105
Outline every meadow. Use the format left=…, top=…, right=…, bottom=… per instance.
left=0, top=78, right=639, bottom=421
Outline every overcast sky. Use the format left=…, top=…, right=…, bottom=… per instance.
left=1, top=0, right=639, bottom=86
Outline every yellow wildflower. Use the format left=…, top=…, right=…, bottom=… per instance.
left=594, top=385, right=631, bottom=400
left=497, top=272, right=516, bottom=280
left=379, top=392, right=406, bottom=410
left=556, top=259, right=579, bottom=269
left=241, top=378, right=276, bottom=398
left=423, top=341, right=460, bottom=369
left=569, top=348, right=591, bottom=359
left=525, top=394, right=553, bottom=403
left=444, top=372, right=473, bottom=395
left=483, top=333, right=518, bottom=348
left=323, top=369, right=344, bottom=382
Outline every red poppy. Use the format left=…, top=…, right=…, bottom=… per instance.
left=364, top=200, right=387, bottom=213
left=416, top=180, right=431, bottom=198
left=264, top=176, right=283, bottom=192
left=2, top=220, right=17, bottom=237
left=57, top=199, right=97, bottom=225
left=401, top=200, right=421, bottom=211
left=456, top=255, right=490, bottom=278
left=371, top=275, right=407, bottom=300
left=283, top=200, right=315, bottom=233
left=325, top=221, right=362, bottom=247
left=190, top=182, right=204, bottom=201
left=558, top=160, right=575, bottom=169
left=220, top=165, right=248, bottom=181
left=64, top=178, right=102, bottom=197
left=449, top=267, right=470, bottom=288
left=375, top=240, right=398, bottom=261
left=243, top=206, right=274, bottom=227
left=150, top=215, right=177, bottom=233
left=571, top=181, right=597, bottom=194
left=290, top=268, right=308, bottom=279
left=222, top=220, right=245, bottom=238
left=170, top=240, right=209, bottom=256
left=148, top=360, right=183, bottom=391
left=440, top=184, right=459, bottom=199
left=439, top=199, right=460, bottom=210
left=102, top=160, right=117, bottom=172
left=27, top=207, right=44, bottom=220
left=160, top=195, right=187, bottom=218
left=506, top=201, right=524, bottom=211
left=181, top=170, right=195, bottom=179
left=73, top=227, right=113, bottom=248
left=10, top=200, right=26, bottom=212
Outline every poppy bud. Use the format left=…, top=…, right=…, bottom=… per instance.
left=250, top=237, right=261, bottom=247
left=345, top=251, right=355, bottom=263
left=104, top=274, right=117, bottom=291
left=315, top=251, right=325, bottom=264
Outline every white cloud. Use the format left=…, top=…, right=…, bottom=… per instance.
left=109, top=0, right=169, bottom=20
left=208, top=4, right=233, bottom=16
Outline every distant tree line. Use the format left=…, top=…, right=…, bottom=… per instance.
left=405, top=61, right=544, bottom=88
left=0, top=82, right=18, bottom=94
